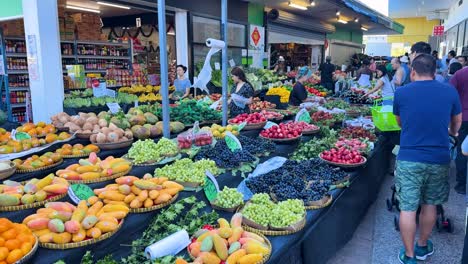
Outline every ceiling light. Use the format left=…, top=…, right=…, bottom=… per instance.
left=361, top=26, right=368, bottom=31
left=97, top=1, right=131, bottom=9
left=337, top=19, right=348, bottom=24
left=336, top=10, right=341, bottom=16
left=354, top=17, right=359, bottom=22
left=289, top=2, right=308, bottom=10
left=66, top=5, right=101, bottom=13
left=310, top=0, right=316, bottom=6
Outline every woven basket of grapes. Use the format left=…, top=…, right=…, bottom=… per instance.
left=304, top=195, right=333, bottom=210
left=210, top=187, right=244, bottom=212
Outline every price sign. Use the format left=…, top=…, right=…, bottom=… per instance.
left=295, top=109, right=311, bottom=124
left=11, top=130, right=31, bottom=141
left=229, top=59, right=236, bottom=67
left=68, top=184, right=94, bottom=205
left=214, top=62, right=221, bottom=70
left=204, top=171, right=220, bottom=202
left=224, top=132, right=242, bottom=152
left=106, top=102, right=121, bottom=114
left=93, top=78, right=108, bottom=97
left=106, top=89, right=116, bottom=98
left=263, top=121, right=278, bottom=129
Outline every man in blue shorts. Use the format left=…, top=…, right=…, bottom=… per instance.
left=393, top=54, right=462, bottom=264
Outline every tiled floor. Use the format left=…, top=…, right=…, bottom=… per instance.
left=328, top=165, right=466, bottom=264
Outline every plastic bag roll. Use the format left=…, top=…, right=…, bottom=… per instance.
left=206, top=38, right=226, bottom=49
left=144, top=230, right=190, bottom=260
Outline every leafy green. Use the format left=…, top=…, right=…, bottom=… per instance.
left=290, top=129, right=339, bottom=161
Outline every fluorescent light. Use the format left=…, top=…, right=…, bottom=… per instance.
left=289, top=2, right=308, bottom=10
left=361, top=26, right=368, bottom=31
left=66, top=5, right=101, bottom=13
left=338, top=19, right=348, bottom=24
left=310, top=0, right=316, bottom=6
left=97, top=1, right=131, bottom=9
left=336, top=10, right=341, bottom=16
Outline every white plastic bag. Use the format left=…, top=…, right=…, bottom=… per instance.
left=231, top=93, right=250, bottom=108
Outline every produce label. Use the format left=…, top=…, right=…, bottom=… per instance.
left=295, top=109, right=311, bottom=124
left=225, top=132, right=242, bottom=151
left=214, top=62, right=221, bottom=70
left=263, top=121, right=278, bottom=129
left=134, top=100, right=139, bottom=107
left=107, top=102, right=121, bottom=114
left=68, top=184, right=94, bottom=205
left=229, top=59, right=236, bottom=67
left=204, top=171, right=220, bottom=202
left=11, top=130, right=31, bottom=140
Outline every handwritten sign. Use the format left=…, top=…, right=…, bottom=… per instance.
left=68, top=184, right=94, bottom=205
left=204, top=171, right=220, bottom=202
left=106, top=102, right=121, bottom=114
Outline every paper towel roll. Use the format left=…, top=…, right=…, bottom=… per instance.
left=206, top=38, right=226, bottom=49
left=144, top=230, right=190, bottom=260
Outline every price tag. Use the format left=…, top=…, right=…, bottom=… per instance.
left=93, top=78, right=108, bottom=97
left=224, top=132, right=242, bottom=152
left=106, top=89, right=116, bottom=98
left=68, top=184, right=94, bottom=205
left=263, top=121, right=278, bottom=129
left=204, top=171, right=220, bottom=202
left=214, top=62, right=221, bottom=70
left=134, top=100, right=139, bottom=107
left=106, top=102, right=121, bottom=114
left=295, top=108, right=311, bottom=124
left=11, top=130, right=31, bottom=140
left=229, top=59, right=236, bottom=67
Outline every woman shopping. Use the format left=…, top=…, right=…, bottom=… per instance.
left=289, top=66, right=314, bottom=106
left=229, top=67, right=254, bottom=117
left=171, top=65, right=191, bottom=100
left=363, top=65, right=395, bottom=105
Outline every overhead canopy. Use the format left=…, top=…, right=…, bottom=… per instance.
left=0, top=0, right=23, bottom=21
left=268, top=24, right=325, bottom=45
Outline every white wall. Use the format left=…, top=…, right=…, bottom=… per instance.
left=444, top=0, right=468, bottom=30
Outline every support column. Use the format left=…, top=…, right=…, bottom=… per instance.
left=22, top=0, right=63, bottom=122
left=158, top=0, right=170, bottom=137
left=175, top=10, right=189, bottom=76
left=221, top=0, right=228, bottom=126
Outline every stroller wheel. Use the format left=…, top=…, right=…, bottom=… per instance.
left=394, top=215, right=400, bottom=231
left=386, top=199, right=393, bottom=211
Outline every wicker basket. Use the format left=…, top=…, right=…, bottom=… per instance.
left=0, top=162, right=16, bottom=180
left=229, top=121, right=267, bottom=131
left=67, top=168, right=132, bottom=184
left=39, top=220, right=124, bottom=249
left=18, top=236, right=39, bottom=263
left=210, top=200, right=242, bottom=213
left=122, top=153, right=180, bottom=167
left=16, top=159, right=64, bottom=174
left=62, top=150, right=100, bottom=159
left=302, top=128, right=320, bottom=135
left=0, top=193, right=67, bottom=212
left=318, top=154, right=367, bottom=168
left=129, top=194, right=179, bottom=213
left=94, top=139, right=133, bottom=150
left=305, top=195, right=333, bottom=210
left=259, top=134, right=302, bottom=143
left=76, top=132, right=97, bottom=139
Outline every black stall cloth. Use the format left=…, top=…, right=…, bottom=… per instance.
left=3, top=135, right=391, bottom=264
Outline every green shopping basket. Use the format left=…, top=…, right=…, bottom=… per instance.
left=371, top=97, right=401, bottom=132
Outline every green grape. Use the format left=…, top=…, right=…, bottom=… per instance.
left=215, top=187, right=243, bottom=208
left=128, top=138, right=179, bottom=164
left=154, top=158, right=219, bottom=184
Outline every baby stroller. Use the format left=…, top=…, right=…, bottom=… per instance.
left=386, top=135, right=458, bottom=233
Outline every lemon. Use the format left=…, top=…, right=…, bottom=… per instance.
left=219, top=127, right=226, bottom=133
left=226, top=125, right=233, bottom=132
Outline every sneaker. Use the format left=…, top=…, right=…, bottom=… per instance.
left=398, top=249, right=417, bottom=264
left=415, top=240, right=434, bottom=260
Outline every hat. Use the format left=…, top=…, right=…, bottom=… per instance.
left=278, top=56, right=285, bottom=62
left=297, top=66, right=312, bottom=80
left=400, top=56, right=409, bottom=63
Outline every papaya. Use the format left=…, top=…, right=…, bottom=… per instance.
left=87, top=201, right=103, bottom=216
left=0, top=194, right=20, bottom=206
left=95, top=221, right=118, bottom=233
left=124, top=193, right=136, bottom=204
left=72, top=227, right=86, bottom=242
left=225, top=249, right=246, bottom=264
left=230, top=213, right=242, bottom=228
left=27, top=218, right=50, bottom=230
left=159, top=188, right=180, bottom=196
left=217, top=218, right=230, bottom=229
left=154, top=193, right=172, bottom=204
left=64, top=220, right=80, bottom=234
left=42, top=184, right=68, bottom=194
left=48, top=210, right=72, bottom=222
left=228, top=241, right=241, bottom=254
left=80, top=172, right=101, bottom=180
left=200, top=235, right=213, bottom=252
left=86, top=227, right=102, bottom=239
left=199, top=252, right=221, bottom=264
left=48, top=219, right=65, bottom=233
left=228, top=227, right=244, bottom=245
left=162, top=181, right=184, bottom=191
left=99, top=191, right=125, bottom=201
left=242, top=242, right=269, bottom=255
left=133, top=180, right=159, bottom=190
left=102, top=204, right=129, bottom=213
left=52, top=232, right=72, bottom=244
left=115, top=176, right=139, bottom=186
left=212, top=234, right=228, bottom=260
left=82, top=215, right=98, bottom=229
left=75, top=165, right=100, bottom=173
left=237, top=253, right=263, bottom=264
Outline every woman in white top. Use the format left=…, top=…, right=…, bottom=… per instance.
left=363, top=65, right=395, bottom=105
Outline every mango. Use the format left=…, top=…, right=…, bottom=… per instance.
left=49, top=210, right=72, bottom=222
left=212, top=234, right=228, bottom=260
left=93, top=187, right=107, bottom=196
left=218, top=227, right=232, bottom=239
left=175, top=258, right=189, bottom=264
left=35, top=174, right=54, bottom=190
left=64, top=220, right=81, bottom=234
left=39, top=233, right=54, bottom=243
left=87, top=201, right=103, bottom=216
left=228, top=227, right=244, bottom=245
left=144, top=198, right=154, bottom=208
left=162, top=181, right=184, bottom=191
left=189, top=241, right=202, bottom=257
left=197, top=231, right=213, bottom=242
left=24, top=182, right=38, bottom=194
left=193, top=229, right=209, bottom=238
left=42, top=184, right=68, bottom=194
left=34, top=190, right=47, bottom=202
left=199, top=252, right=221, bottom=264
left=217, top=218, right=230, bottom=229
left=200, top=235, right=213, bottom=252
left=103, top=200, right=127, bottom=206
left=95, top=221, right=118, bottom=233
left=137, top=190, right=148, bottom=202
left=239, top=238, right=262, bottom=246
left=23, top=213, right=47, bottom=225
left=21, top=194, right=36, bottom=205
left=118, top=184, right=131, bottom=195
left=109, top=163, right=130, bottom=174
left=82, top=215, right=98, bottom=229
left=102, top=204, right=129, bottom=213
left=230, top=213, right=243, bottom=228
left=80, top=172, right=101, bottom=180
left=2, top=185, right=23, bottom=195
left=237, top=253, right=262, bottom=264
left=242, top=242, right=269, bottom=255
left=99, top=191, right=126, bottom=201
left=86, top=227, right=102, bottom=239
left=241, top=231, right=265, bottom=243
left=72, top=227, right=86, bottom=242
left=33, top=228, right=52, bottom=237
left=0, top=194, right=20, bottom=206
left=76, top=165, right=100, bottom=173
left=228, top=241, right=241, bottom=254
left=98, top=211, right=126, bottom=220
left=65, top=163, right=80, bottom=170
left=87, top=196, right=99, bottom=206
left=52, top=232, right=72, bottom=244
left=77, top=200, right=88, bottom=211
left=124, top=193, right=136, bottom=204
left=37, top=207, right=55, bottom=215
left=155, top=193, right=172, bottom=204
left=27, top=218, right=50, bottom=230
left=98, top=215, right=118, bottom=225
left=130, top=185, right=141, bottom=195
left=48, top=219, right=65, bottom=233
left=148, top=190, right=159, bottom=200
left=129, top=199, right=142, bottom=209
left=52, top=177, right=69, bottom=185
left=45, top=202, right=75, bottom=212
left=133, top=180, right=159, bottom=190
left=115, top=176, right=139, bottom=186
left=156, top=177, right=168, bottom=184
left=71, top=208, right=86, bottom=222
left=3, top=180, right=21, bottom=186
left=226, top=249, right=247, bottom=264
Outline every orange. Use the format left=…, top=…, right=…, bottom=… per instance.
left=0, top=238, right=4, bottom=247
left=16, top=234, right=31, bottom=244
left=0, top=247, right=8, bottom=261
left=5, top=248, right=22, bottom=264
left=19, top=242, right=32, bottom=255
left=12, top=224, right=29, bottom=235
left=0, top=219, right=12, bottom=233
left=45, top=134, right=58, bottom=144
left=26, top=129, right=37, bottom=137
left=4, top=240, right=20, bottom=251
left=62, top=144, right=73, bottom=149
left=85, top=144, right=99, bottom=152
left=30, top=138, right=40, bottom=147
left=1, top=229, right=16, bottom=241
left=74, top=144, right=84, bottom=150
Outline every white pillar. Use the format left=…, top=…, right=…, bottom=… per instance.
left=175, top=10, right=189, bottom=75
left=22, top=0, right=63, bottom=123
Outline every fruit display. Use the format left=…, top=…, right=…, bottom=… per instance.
left=229, top=113, right=266, bottom=125
left=320, top=147, right=366, bottom=165
left=93, top=175, right=184, bottom=211
left=291, top=130, right=338, bottom=161
left=158, top=100, right=221, bottom=125
left=188, top=214, right=271, bottom=263
left=212, top=186, right=244, bottom=209
left=51, top=112, right=109, bottom=134
left=258, top=110, right=283, bottom=121
left=291, top=121, right=319, bottom=132
left=335, top=138, right=370, bottom=154
left=13, top=152, right=63, bottom=171
left=260, top=122, right=302, bottom=140
left=339, top=127, right=376, bottom=141
left=55, top=144, right=100, bottom=157
left=343, top=89, right=375, bottom=104
left=204, top=124, right=240, bottom=139
left=323, top=99, right=349, bottom=110
left=305, top=84, right=327, bottom=97
left=241, top=193, right=305, bottom=229
left=193, top=140, right=257, bottom=170
left=311, top=111, right=333, bottom=124
left=0, top=218, right=37, bottom=263
left=237, top=135, right=276, bottom=157
left=0, top=131, right=71, bottom=154
left=249, top=98, right=276, bottom=111
left=90, top=123, right=133, bottom=144
left=55, top=153, right=131, bottom=182
left=16, top=122, right=56, bottom=137
left=154, top=158, right=219, bottom=186
left=24, top=200, right=128, bottom=245
left=119, top=84, right=161, bottom=94
left=127, top=138, right=179, bottom=164
left=266, top=86, right=291, bottom=103
left=0, top=174, right=69, bottom=207
left=63, top=92, right=137, bottom=108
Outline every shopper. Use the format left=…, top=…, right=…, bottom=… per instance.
left=457, top=56, right=467, bottom=67
left=363, top=65, right=394, bottom=105
left=272, top=56, right=287, bottom=75
left=289, top=66, right=313, bottom=106
left=228, top=67, right=254, bottom=117
left=409, top=42, right=432, bottom=63
left=450, top=66, right=468, bottom=194
left=432, top=50, right=443, bottom=71
left=400, top=56, right=411, bottom=85
left=393, top=54, right=462, bottom=264
left=461, top=136, right=468, bottom=263
left=318, top=56, right=335, bottom=93
left=171, top=65, right=191, bottom=100
left=448, top=50, right=457, bottom=65
left=391, top=57, right=406, bottom=88
left=356, top=59, right=373, bottom=85
left=369, top=58, right=377, bottom=72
